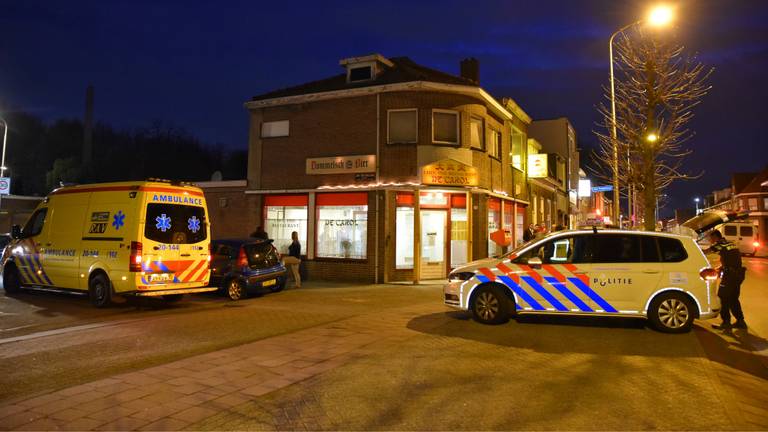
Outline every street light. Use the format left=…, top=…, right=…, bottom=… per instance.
left=0, top=117, right=7, bottom=211
left=609, top=4, right=675, bottom=227
left=694, top=197, right=700, bottom=214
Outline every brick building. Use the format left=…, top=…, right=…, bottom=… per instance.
left=205, top=54, right=535, bottom=283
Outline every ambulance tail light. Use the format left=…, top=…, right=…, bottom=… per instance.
left=129, top=241, right=143, bottom=272
left=237, top=246, right=248, bottom=268
left=207, top=243, right=212, bottom=262
left=699, top=268, right=719, bottom=281
left=753, top=241, right=760, bottom=248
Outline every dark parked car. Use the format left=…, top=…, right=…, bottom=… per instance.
left=209, top=238, right=287, bottom=300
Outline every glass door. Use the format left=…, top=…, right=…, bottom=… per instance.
left=421, top=210, right=447, bottom=279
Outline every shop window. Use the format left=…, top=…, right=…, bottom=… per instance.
left=510, top=129, right=525, bottom=171
left=489, top=129, right=501, bottom=159
left=470, top=117, right=484, bottom=149
left=433, top=110, right=459, bottom=144
left=396, top=207, right=414, bottom=269
left=388, top=109, right=418, bottom=144
left=261, top=120, right=289, bottom=138
left=515, top=206, right=525, bottom=246
left=451, top=195, right=468, bottom=268
left=488, top=197, right=502, bottom=258
left=264, top=195, right=308, bottom=256
left=316, top=193, right=368, bottom=259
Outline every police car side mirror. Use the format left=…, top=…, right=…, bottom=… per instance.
left=528, top=257, right=543, bottom=269
left=10, top=225, right=21, bottom=239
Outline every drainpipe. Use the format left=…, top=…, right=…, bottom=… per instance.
left=374, top=93, right=380, bottom=284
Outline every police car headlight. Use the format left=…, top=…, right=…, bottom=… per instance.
left=448, top=272, right=475, bottom=282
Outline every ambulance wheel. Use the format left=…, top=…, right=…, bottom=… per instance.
left=162, top=294, right=184, bottom=303
left=88, top=273, right=113, bottom=308
left=3, top=266, right=22, bottom=294
left=471, top=285, right=510, bottom=325
left=649, top=292, right=694, bottom=333
left=226, top=278, right=246, bottom=301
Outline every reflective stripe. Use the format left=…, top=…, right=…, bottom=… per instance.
left=495, top=263, right=520, bottom=284
left=20, top=256, right=44, bottom=284
left=522, top=276, right=568, bottom=311
left=516, top=264, right=543, bottom=283
left=542, top=264, right=566, bottom=282
left=544, top=276, right=593, bottom=312
left=568, top=277, right=618, bottom=313
left=498, top=275, right=545, bottom=311
left=32, top=254, right=53, bottom=285
left=477, top=267, right=497, bottom=281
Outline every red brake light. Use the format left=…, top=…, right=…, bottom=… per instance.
left=207, top=243, right=212, bottom=262
left=237, top=246, right=248, bottom=268
left=753, top=241, right=760, bottom=248
left=699, top=268, right=719, bottom=281
left=129, top=241, right=143, bottom=272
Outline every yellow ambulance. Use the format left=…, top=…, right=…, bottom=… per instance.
left=1, top=180, right=216, bottom=307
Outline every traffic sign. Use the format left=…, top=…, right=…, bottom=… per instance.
left=0, top=177, right=10, bottom=195
left=591, top=185, right=613, bottom=193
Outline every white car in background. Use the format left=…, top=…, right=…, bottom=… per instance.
left=444, top=228, right=720, bottom=333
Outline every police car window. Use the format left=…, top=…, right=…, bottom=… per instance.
left=641, top=236, right=660, bottom=262
left=658, top=237, right=687, bottom=262
left=723, top=225, right=737, bottom=236
left=515, top=235, right=591, bottom=264
left=740, top=226, right=753, bottom=237
left=22, top=208, right=47, bottom=238
left=592, top=235, right=641, bottom=263
left=145, top=204, right=207, bottom=244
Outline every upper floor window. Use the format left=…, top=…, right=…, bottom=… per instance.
left=387, top=109, right=418, bottom=144
left=470, top=117, right=484, bottom=150
left=764, top=197, right=768, bottom=211
left=488, top=129, right=502, bottom=159
left=510, top=129, right=525, bottom=171
left=349, top=65, right=373, bottom=82
left=748, top=198, right=758, bottom=211
left=432, top=110, right=459, bottom=145
left=261, top=120, right=289, bottom=138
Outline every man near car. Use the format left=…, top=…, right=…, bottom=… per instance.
left=523, top=224, right=535, bottom=242
left=706, top=229, right=747, bottom=332
left=282, top=231, right=301, bottom=288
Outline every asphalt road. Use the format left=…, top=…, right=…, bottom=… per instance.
left=0, top=261, right=766, bottom=430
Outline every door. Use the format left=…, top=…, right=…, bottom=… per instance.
left=45, top=201, right=88, bottom=289
left=738, top=224, right=756, bottom=254
left=420, top=210, right=447, bottom=279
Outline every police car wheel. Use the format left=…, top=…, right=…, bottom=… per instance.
left=649, top=292, right=694, bottom=333
left=3, top=266, right=22, bottom=294
left=88, top=274, right=112, bottom=308
left=226, top=279, right=245, bottom=301
left=471, top=286, right=510, bottom=325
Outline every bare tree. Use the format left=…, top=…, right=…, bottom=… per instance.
left=592, top=28, right=713, bottom=230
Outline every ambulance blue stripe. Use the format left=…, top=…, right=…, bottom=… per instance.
left=498, top=275, right=545, bottom=311
left=155, top=261, right=171, bottom=272
left=544, top=276, right=593, bottom=312
left=18, top=265, right=33, bottom=284
left=568, top=277, right=618, bottom=313
left=20, top=256, right=44, bottom=284
left=522, top=276, right=568, bottom=311
left=32, top=254, right=53, bottom=285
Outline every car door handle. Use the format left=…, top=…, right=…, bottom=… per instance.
left=642, top=270, right=660, bottom=274
left=180, top=253, right=191, bottom=257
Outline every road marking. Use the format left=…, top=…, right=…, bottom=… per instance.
left=0, top=321, right=126, bottom=345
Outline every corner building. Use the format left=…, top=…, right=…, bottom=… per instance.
left=220, top=54, right=535, bottom=283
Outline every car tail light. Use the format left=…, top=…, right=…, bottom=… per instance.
left=237, top=246, right=248, bottom=268
left=207, top=243, right=212, bottom=262
left=753, top=241, right=760, bottom=248
left=129, top=241, right=143, bottom=272
left=699, top=268, right=719, bottom=281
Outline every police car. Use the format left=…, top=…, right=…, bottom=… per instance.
left=444, top=228, right=720, bottom=333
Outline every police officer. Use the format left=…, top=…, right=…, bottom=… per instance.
left=706, top=229, right=747, bottom=332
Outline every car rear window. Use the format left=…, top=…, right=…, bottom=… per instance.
left=740, top=226, right=753, bottom=237
left=724, top=225, right=737, bottom=236
left=658, top=237, right=687, bottom=262
left=244, top=242, right=280, bottom=268
left=144, top=204, right=207, bottom=244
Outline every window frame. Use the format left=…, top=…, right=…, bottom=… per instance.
left=748, top=198, right=758, bottom=211
left=488, top=128, right=502, bottom=160
left=22, top=208, right=48, bottom=238
left=469, top=116, right=484, bottom=150
left=510, top=128, right=526, bottom=172
left=387, top=109, right=418, bottom=144
left=260, top=120, right=290, bottom=138
left=431, top=109, right=460, bottom=145
left=347, top=62, right=376, bottom=83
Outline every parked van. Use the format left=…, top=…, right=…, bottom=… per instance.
left=1, top=180, right=215, bottom=307
left=720, top=221, right=760, bottom=256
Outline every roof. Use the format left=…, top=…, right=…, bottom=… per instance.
left=738, top=165, right=768, bottom=194
left=251, top=56, right=477, bottom=101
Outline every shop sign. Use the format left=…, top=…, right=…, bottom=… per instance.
left=528, top=154, right=548, bottom=178
left=578, top=179, right=592, bottom=197
left=306, top=155, right=376, bottom=175
left=421, top=159, right=478, bottom=186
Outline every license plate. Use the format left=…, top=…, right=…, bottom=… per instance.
left=149, top=273, right=172, bottom=282
left=262, top=279, right=276, bottom=287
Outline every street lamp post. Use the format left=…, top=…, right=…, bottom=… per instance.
left=609, top=5, right=674, bottom=228
left=0, top=117, right=8, bottom=211
left=694, top=197, right=700, bottom=214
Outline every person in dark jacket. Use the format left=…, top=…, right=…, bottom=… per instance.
left=706, top=229, right=747, bottom=332
left=282, top=231, right=301, bottom=288
left=250, top=226, right=268, bottom=240
left=523, top=224, right=535, bottom=242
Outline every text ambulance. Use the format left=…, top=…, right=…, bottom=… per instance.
left=1, top=180, right=215, bottom=307
left=444, top=229, right=720, bottom=333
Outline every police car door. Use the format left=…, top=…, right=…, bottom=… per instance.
left=589, top=234, right=663, bottom=313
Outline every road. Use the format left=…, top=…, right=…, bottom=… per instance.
left=0, top=261, right=766, bottom=430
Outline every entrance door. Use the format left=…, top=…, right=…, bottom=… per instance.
left=421, top=210, right=447, bottom=279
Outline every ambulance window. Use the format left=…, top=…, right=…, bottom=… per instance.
left=145, top=204, right=207, bottom=244
left=658, top=237, right=687, bottom=262
left=740, top=226, right=753, bottom=237
left=592, top=235, right=641, bottom=263
left=22, top=208, right=47, bottom=238
left=723, top=225, right=737, bottom=237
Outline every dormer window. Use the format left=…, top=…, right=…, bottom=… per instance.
left=349, top=64, right=373, bottom=82
left=340, top=54, right=394, bottom=84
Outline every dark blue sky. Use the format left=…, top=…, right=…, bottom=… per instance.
left=2, top=0, right=767, bottom=215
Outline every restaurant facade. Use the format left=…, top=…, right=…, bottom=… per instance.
left=204, top=54, right=536, bottom=283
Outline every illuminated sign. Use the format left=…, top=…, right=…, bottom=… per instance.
left=306, top=155, right=376, bottom=175
left=527, top=154, right=548, bottom=178
left=421, top=159, right=478, bottom=186
left=578, top=179, right=592, bottom=197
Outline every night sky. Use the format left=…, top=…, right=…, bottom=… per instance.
left=2, top=0, right=767, bottom=217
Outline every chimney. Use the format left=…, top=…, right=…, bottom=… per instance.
left=460, top=58, right=479, bottom=84
left=83, top=84, right=94, bottom=165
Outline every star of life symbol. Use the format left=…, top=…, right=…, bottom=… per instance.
left=188, top=216, right=201, bottom=233
left=155, top=214, right=172, bottom=232
left=112, top=210, right=125, bottom=230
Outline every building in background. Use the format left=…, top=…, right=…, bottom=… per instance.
left=526, top=138, right=566, bottom=230
left=0, top=195, right=44, bottom=232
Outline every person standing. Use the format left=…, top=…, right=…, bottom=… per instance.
left=250, top=226, right=268, bottom=240
left=523, top=223, right=535, bottom=242
left=706, top=229, right=747, bottom=332
left=282, top=231, right=302, bottom=288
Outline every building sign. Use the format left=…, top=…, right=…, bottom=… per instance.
left=306, top=155, right=376, bottom=175
left=0, top=177, right=10, bottom=195
left=578, top=179, right=592, bottom=198
left=591, top=185, right=614, bottom=193
left=528, top=154, right=548, bottom=178
left=421, top=159, right=478, bottom=186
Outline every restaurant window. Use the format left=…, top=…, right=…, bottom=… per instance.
left=470, top=117, right=484, bottom=149
left=395, top=193, right=414, bottom=269
left=488, top=197, right=502, bottom=258
left=510, top=129, right=525, bottom=171
left=388, top=109, right=418, bottom=144
left=451, top=195, right=468, bottom=268
left=316, top=193, right=368, bottom=259
left=264, top=195, right=308, bottom=256
left=433, top=110, right=459, bottom=144
left=261, top=120, right=289, bottom=138
left=748, top=198, right=758, bottom=211
left=489, top=129, right=501, bottom=159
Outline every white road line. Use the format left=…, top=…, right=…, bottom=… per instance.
left=0, top=321, right=125, bottom=345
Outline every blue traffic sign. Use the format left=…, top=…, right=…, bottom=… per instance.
left=591, top=185, right=613, bottom=192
